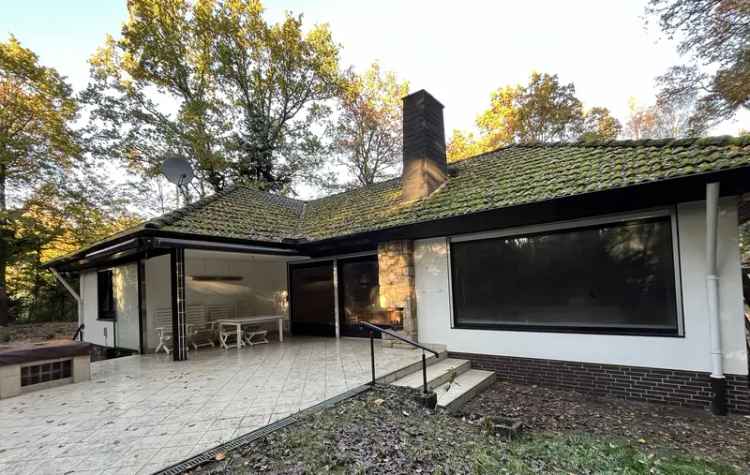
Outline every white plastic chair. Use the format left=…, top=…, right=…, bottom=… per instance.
left=186, top=305, right=214, bottom=350
left=154, top=308, right=173, bottom=354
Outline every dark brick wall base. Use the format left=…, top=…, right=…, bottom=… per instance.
left=449, top=351, right=750, bottom=414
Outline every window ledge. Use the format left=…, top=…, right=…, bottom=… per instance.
left=451, top=323, right=683, bottom=338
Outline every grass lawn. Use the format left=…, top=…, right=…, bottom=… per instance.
left=187, top=384, right=740, bottom=474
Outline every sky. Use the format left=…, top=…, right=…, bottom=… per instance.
left=1, top=0, right=748, bottom=200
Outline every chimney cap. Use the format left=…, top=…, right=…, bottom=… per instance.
left=402, top=89, right=444, bottom=109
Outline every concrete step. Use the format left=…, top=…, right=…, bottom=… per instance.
left=381, top=339, right=447, bottom=355
left=391, top=358, right=471, bottom=391
left=375, top=349, right=447, bottom=385
left=435, top=369, right=495, bottom=413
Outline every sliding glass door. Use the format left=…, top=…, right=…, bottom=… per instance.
left=289, top=256, right=395, bottom=338
left=289, top=261, right=335, bottom=336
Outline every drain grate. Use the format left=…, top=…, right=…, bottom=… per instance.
left=153, top=384, right=371, bottom=475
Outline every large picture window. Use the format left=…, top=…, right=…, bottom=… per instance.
left=450, top=213, right=681, bottom=335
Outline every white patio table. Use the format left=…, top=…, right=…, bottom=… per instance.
left=215, top=315, right=285, bottom=349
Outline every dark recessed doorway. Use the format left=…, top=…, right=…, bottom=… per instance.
left=289, top=261, right=335, bottom=336
left=338, top=255, right=396, bottom=337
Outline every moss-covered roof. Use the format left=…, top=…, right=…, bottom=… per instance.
left=147, top=186, right=304, bottom=242
left=83, top=136, right=750, bottom=249
left=298, top=136, right=750, bottom=240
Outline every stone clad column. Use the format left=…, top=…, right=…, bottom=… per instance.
left=377, top=240, right=418, bottom=341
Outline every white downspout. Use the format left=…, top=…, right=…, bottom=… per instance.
left=705, top=182, right=727, bottom=415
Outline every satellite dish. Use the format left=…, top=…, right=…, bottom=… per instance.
left=162, top=156, right=194, bottom=186
left=162, top=156, right=194, bottom=207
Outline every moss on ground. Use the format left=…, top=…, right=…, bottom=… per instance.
left=189, top=385, right=739, bottom=474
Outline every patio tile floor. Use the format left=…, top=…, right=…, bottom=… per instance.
left=0, top=337, right=424, bottom=475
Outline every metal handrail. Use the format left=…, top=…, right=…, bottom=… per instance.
left=73, top=323, right=85, bottom=342
left=361, top=322, right=438, bottom=394
left=361, top=322, right=439, bottom=356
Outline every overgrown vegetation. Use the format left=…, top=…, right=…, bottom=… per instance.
left=190, top=385, right=740, bottom=475
left=472, top=434, right=737, bottom=475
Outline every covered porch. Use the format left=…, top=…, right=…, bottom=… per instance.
left=73, top=234, right=415, bottom=361
left=140, top=248, right=297, bottom=358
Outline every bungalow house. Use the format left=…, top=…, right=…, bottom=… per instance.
left=47, top=90, right=750, bottom=415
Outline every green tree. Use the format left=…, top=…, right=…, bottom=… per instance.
left=9, top=176, right=140, bottom=322
left=84, top=0, right=235, bottom=199
left=579, top=107, right=622, bottom=142
left=447, top=129, right=486, bottom=163
left=647, top=0, right=750, bottom=130
left=653, top=89, right=708, bottom=138
left=624, top=97, right=659, bottom=140
left=85, top=0, right=341, bottom=198
left=448, top=72, right=621, bottom=161
left=505, top=72, right=584, bottom=143
left=212, top=0, right=341, bottom=192
left=328, top=63, right=408, bottom=188
left=0, top=36, right=79, bottom=325
left=624, top=92, right=705, bottom=140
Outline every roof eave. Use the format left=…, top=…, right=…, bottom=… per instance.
left=44, top=228, right=303, bottom=271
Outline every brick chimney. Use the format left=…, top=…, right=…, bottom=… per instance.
left=401, top=90, right=447, bottom=202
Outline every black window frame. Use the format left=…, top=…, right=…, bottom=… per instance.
left=97, top=269, right=117, bottom=321
left=448, top=209, right=684, bottom=337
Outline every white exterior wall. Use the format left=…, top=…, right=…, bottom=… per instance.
left=81, top=270, right=110, bottom=347
left=415, top=198, right=749, bottom=376
left=80, top=263, right=140, bottom=350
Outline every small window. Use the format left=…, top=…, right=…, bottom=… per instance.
left=450, top=214, right=681, bottom=335
left=97, top=269, right=116, bottom=320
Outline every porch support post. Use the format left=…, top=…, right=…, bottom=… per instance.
left=170, top=247, right=188, bottom=361
left=333, top=259, right=340, bottom=338
left=137, top=259, right=146, bottom=354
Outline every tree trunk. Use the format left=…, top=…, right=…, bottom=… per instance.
left=30, top=247, right=42, bottom=322
left=0, top=165, right=9, bottom=326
